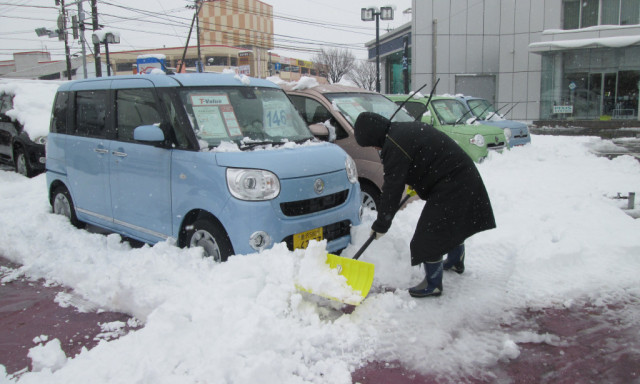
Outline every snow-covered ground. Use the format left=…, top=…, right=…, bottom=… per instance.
left=1, top=132, right=640, bottom=383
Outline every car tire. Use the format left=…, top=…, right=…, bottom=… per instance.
left=51, top=185, right=84, bottom=228
left=184, top=218, right=234, bottom=262
left=360, top=181, right=380, bottom=211
left=14, top=148, right=33, bottom=178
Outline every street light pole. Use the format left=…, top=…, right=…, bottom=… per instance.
left=361, top=7, right=394, bottom=93
left=92, top=32, right=119, bottom=77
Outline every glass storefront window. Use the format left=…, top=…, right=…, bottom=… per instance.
left=540, top=47, right=640, bottom=120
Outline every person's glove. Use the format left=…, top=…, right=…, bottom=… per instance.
left=370, top=229, right=385, bottom=240
left=406, top=186, right=417, bottom=197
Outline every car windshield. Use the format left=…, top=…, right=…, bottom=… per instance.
left=177, top=86, right=313, bottom=149
left=431, top=99, right=475, bottom=125
left=466, top=99, right=496, bottom=119
left=325, top=93, right=414, bottom=125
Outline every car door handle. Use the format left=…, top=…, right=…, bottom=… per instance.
left=112, top=151, right=127, bottom=157
left=94, top=148, right=109, bottom=154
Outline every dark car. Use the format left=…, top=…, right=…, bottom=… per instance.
left=0, top=82, right=57, bottom=177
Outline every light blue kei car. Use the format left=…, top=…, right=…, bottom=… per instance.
left=46, top=73, right=362, bottom=261
left=457, top=96, right=531, bottom=147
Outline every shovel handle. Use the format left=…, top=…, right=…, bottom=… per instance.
left=352, top=233, right=376, bottom=260
left=352, top=194, right=413, bottom=261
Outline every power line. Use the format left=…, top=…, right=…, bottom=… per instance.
left=97, top=1, right=376, bottom=54
left=0, top=2, right=57, bottom=10
left=1, top=0, right=391, bottom=61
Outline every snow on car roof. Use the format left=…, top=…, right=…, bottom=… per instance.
left=0, top=79, right=62, bottom=139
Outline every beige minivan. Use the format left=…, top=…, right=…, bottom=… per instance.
left=283, top=83, right=415, bottom=211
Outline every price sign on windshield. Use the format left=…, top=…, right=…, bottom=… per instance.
left=263, top=101, right=294, bottom=136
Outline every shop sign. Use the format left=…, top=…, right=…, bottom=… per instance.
left=553, top=105, right=574, bottom=114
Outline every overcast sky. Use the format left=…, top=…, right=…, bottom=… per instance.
left=0, top=0, right=412, bottom=63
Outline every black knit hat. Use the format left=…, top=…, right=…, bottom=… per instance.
left=353, top=112, right=390, bottom=148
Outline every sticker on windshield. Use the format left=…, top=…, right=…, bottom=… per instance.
left=371, top=101, right=398, bottom=119
left=190, top=94, right=241, bottom=139
left=263, top=100, right=294, bottom=136
left=433, top=104, right=455, bottom=122
left=335, top=98, right=367, bottom=122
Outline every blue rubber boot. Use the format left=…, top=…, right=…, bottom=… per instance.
left=409, top=261, right=443, bottom=298
left=443, top=243, right=465, bottom=274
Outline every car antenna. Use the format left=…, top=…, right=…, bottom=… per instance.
left=414, top=78, right=440, bottom=122
left=388, top=82, right=429, bottom=123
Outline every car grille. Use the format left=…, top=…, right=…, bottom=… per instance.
left=487, top=142, right=506, bottom=151
left=282, top=220, right=352, bottom=251
left=280, top=190, right=349, bottom=217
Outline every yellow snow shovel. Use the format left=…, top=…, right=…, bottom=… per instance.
left=298, top=193, right=414, bottom=305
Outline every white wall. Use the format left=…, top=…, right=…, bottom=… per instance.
left=411, top=0, right=551, bottom=120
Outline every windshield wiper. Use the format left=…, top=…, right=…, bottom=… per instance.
left=239, top=140, right=283, bottom=150
left=502, top=102, right=519, bottom=118
left=453, top=108, right=474, bottom=126
left=467, top=103, right=498, bottom=124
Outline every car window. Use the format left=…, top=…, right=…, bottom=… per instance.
left=431, top=99, right=470, bottom=125
left=325, top=93, right=414, bottom=124
left=466, top=99, right=495, bottom=119
left=0, top=94, right=13, bottom=116
left=75, top=90, right=109, bottom=138
left=116, top=88, right=163, bottom=142
left=176, top=86, right=312, bottom=149
left=288, top=95, right=348, bottom=140
left=159, top=90, right=190, bottom=149
left=396, top=101, right=425, bottom=120
left=51, top=92, right=69, bottom=134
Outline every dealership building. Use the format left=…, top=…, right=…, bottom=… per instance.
left=370, top=0, right=640, bottom=124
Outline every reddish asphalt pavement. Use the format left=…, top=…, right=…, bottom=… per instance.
left=2, top=256, right=639, bottom=383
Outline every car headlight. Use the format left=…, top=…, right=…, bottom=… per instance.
left=34, top=136, right=47, bottom=145
left=503, top=128, right=512, bottom=143
left=345, top=155, right=358, bottom=184
left=226, top=168, right=280, bottom=201
left=470, top=134, right=485, bottom=147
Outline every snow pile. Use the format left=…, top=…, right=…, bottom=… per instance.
left=267, top=76, right=321, bottom=91
left=0, top=80, right=62, bottom=139
left=291, top=76, right=319, bottom=90
left=295, top=240, right=365, bottom=306
left=266, top=75, right=286, bottom=85
left=0, top=135, right=639, bottom=382
left=27, top=339, right=67, bottom=373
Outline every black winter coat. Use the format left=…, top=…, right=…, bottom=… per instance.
left=354, top=112, right=496, bottom=265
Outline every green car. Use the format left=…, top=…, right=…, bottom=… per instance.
left=386, top=94, right=508, bottom=163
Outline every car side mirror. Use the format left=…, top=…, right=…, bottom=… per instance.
left=421, top=111, right=434, bottom=125
left=309, top=122, right=331, bottom=142
left=133, top=124, right=165, bottom=142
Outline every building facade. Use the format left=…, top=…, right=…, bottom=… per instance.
left=199, top=0, right=274, bottom=78
left=372, top=0, right=640, bottom=122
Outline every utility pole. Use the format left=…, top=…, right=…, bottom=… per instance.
left=91, top=0, right=102, bottom=77
left=58, top=0, right=73, bottom=80
left=77, top=0, right=88, bottom=78
left=196, top=0, right=202, bottom=72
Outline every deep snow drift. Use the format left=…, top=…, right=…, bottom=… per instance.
left=1, top=135, right=639, bottom=383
